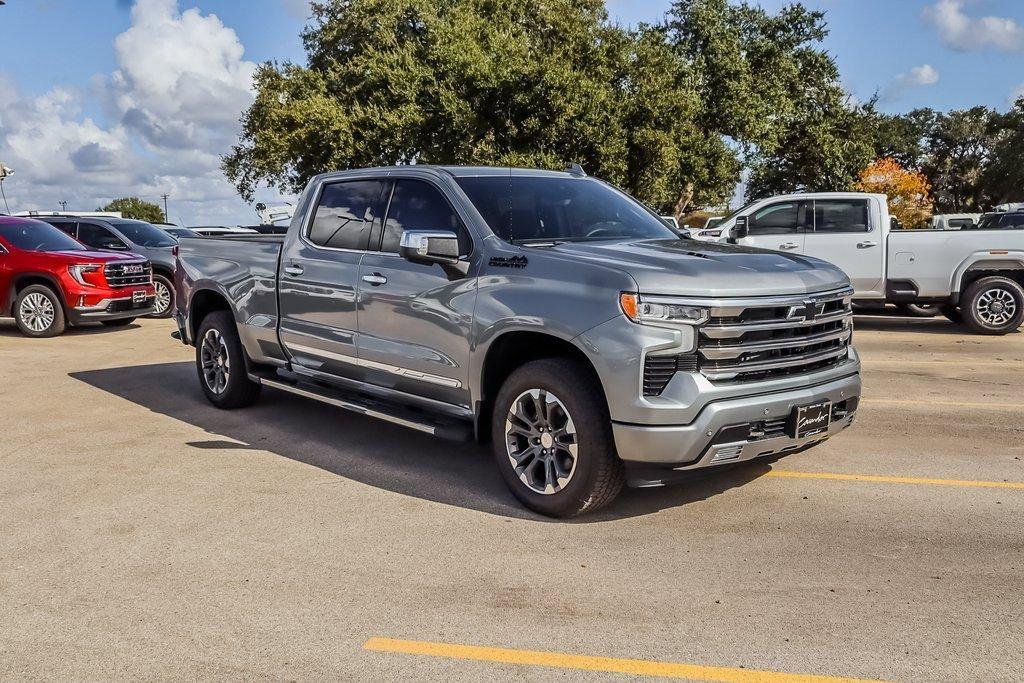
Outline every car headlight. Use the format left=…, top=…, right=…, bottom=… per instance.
left=68, top=264, right=106, bottom=287
left=619, top=293, right=709, bottom=326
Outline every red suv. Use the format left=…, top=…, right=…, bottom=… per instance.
left=0, top=216, right=156, bottom=337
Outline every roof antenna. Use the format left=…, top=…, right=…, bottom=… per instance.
left=565, top=162, right=586, bottom=177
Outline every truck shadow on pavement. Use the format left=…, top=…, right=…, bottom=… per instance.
left=0, top=319, right=143, bottom=337
left=852, top=315, right=972, bottom=336
left=70, top=361, right=770, bottom=522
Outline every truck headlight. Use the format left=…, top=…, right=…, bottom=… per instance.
left=619, top=293, right=709, bottom=326
left=68, top=264, right=106, bottom=287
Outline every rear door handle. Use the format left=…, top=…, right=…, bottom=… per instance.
left=362, top=273, right=387, bottom=286
left=779, top=242, right=800, bottom=250
left=856, top=241, right=878, bottom=249
left=283, top=264, right=304, bottom=277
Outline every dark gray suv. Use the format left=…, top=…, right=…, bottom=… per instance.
left=38, top=216, right=176, bottom=317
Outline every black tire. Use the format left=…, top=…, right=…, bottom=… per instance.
left=101, top=318, right=135, bottom=327
left=149, top=274, right=174, bottom=319
left=491, top=357, right=625, bottom=517
left=897, top=303, right=939, bottom=318
left=940, top=305, right=963, bottom=324
left=195, top=310, right=261, bottom=408
left=960, top=276, right=1024, bottom=335
left=14, top=284, right=66, bottom=338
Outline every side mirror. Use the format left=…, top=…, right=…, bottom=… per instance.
left=399, top=230, right=460, bottom=266
left=733, top=216, right=749, bottom=239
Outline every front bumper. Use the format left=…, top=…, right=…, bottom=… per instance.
left=612, top=372, right=860, bottom=469
left=68, top=293, right=156, bottom=323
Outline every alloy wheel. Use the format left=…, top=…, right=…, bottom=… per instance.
left=153, top=280, right=171, bottom=316
left=200, top=328, right=230, bottom=394
left=975, top=288, right=1018, bottom=326
left=504, top=389, right=579, bottom=495
left=19, top=292, right=55, bottom=333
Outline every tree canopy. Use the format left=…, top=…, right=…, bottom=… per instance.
left=99, top=197, right=165, bottom=223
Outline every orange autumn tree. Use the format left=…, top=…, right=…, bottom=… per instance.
left=853, top=158, right=934, bottom=228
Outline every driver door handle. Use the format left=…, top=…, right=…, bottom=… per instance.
left=283, top=264, right=304, bottom=277
left=857, top=241, right=878, bottom=249
left=779, top=242, right=800, bottom=250
left=362, top=273, right=387, bottom=286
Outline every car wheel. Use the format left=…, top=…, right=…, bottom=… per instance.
left=14, top=285, right=66, bottom=338
left=101, top=318, right=136, bottom=327
left=491, top=357, right=624, bottom=517
left=195, top=310, right=261, bottom=408
left=150, top=274, right=174, bottom=319
left=961, top=276, right=1024, bottom=335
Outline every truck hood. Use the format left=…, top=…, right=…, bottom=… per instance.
left=48, top=249, right=148, bottom=263
left=542, top=239, right=851, bottom=297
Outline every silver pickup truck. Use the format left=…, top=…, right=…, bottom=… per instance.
left=173, top=166, right=861, bottom=517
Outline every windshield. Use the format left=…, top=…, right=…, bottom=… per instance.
left=112, top=220, right=176, bottom=247
left=454, top=175, right=678, bottom=243
left=0, top=221, right=87, bottom=252
left=166, top=227, right=201, bottom=239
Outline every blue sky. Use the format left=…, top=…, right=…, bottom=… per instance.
left=1, top=0, right=1023, bottom=223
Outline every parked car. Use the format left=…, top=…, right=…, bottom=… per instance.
left=706, top=192, right=1024, bottom=334
left=974, top=211, right=1024, bottom=230
left=0, top=216, right=155, bottom=337
left=35, top=215, right=176, bottom=319
left=173, top=166, right=861, bottom=517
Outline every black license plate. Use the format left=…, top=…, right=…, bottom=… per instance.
left=132, top=290, right=146, bottom=304
left=788, top=400, right=832, bottom=438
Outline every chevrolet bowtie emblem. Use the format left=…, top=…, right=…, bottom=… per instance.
left=788, top=299, right=821, bottom=321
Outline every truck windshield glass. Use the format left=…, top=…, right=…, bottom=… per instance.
left=0, top=222, right=87, bottom=252
left=113, top=220, right=176, bottom=247
left=455, top=176, right=677, bottom=243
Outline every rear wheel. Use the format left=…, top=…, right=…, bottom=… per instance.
left=195, top=310, right=261, bottom=408
left=491, top=358, right=624, bottom=517
left=961, top=276, right=1024, bottom=335
left=150, top=274, right=174, bottom=318
left=14, top=285, right=66, bottom=338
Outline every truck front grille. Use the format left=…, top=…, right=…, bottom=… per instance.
left=104, top=261, right=152, bottom=288
left=697, top=288, right=854, bottom=383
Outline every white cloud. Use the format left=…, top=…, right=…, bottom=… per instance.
left=882, top=64, right=939, bottom=102
left=0, top=0, right=286, bottom=225
left=923, top=0, right=1024, bottom=52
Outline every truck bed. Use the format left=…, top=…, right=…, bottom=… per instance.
left=887, top=228, right=1024, bottom=298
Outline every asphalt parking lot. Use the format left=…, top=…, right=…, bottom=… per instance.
left=2, top=315, right=1022, bottom=681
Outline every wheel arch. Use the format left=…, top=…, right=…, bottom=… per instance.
left=951, top=252, right=1024, bottom=299
left=188, top=287, right=233, bottom=342
left=475, top=329, right=606, bottom=442
left=7, top=273, right=66, bottom=316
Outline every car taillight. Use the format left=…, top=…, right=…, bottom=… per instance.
left=68, top=264, right=107, bottom=287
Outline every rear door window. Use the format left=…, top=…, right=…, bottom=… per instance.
left=812, top=200, right=870, bottom=233
left=77, top=223, right=126, bottom=250
left=307, top=180, right=383, bottom=250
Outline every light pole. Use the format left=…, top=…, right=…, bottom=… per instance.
left=0, top=163, right=13, bottom=214
left=161, top=193, right=169, bottom=222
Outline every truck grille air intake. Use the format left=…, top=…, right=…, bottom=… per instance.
left=697, top=288, right=854, bottom=383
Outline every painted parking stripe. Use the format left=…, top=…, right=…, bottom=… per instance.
left=862, top=359, right=1022, bottom=369
left=861, top=398, right=1024, bottom=411
left=767, top=470, right=1024, bottom=490
left=362, top=637, right=885, bottom=682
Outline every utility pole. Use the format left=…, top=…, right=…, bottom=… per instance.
left=59, top=200, right=68, bottom=212
left=161, top=193, right=169, bottom=222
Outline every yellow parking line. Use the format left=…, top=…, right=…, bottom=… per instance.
left=767, top=470, right=1024, bottom=490
left=362, top=637, right=885, bottom=682
left=861, top=398, right=1024, bottom=411
left=863, top=359, right=1019, bottom=368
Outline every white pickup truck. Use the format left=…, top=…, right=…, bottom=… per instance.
left=701, top=192, right=1024, bottom=334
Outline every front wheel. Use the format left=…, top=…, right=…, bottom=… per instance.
left=14, top=285, right=66, bottom=338
left=491, top=358, right=624, bottom=517
left=961, top=277, right=1024, bottom=335
left=195, top=310, right=261, bottom=408
left=149, top=274, right=174, bottom=318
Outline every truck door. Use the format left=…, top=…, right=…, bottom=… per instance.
left=355, top=178, right=476, bottom=408
left=277, top=178, right=385, bottom=377
left=735, top=200, right=808, bottom=254
left=802, top=198, right=884, bottom=298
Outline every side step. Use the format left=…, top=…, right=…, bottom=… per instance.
left=253, top=373, right=474, bottom=442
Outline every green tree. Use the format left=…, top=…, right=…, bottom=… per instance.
left=919, top=106, right=997, bottom=212
left=99, top=197, right=165, bottom=223
left=980, top=97, right=1024, bottom=206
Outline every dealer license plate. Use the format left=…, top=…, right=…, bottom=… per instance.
left=788, top=400, right=832, bottom=438
left=132, top=290, right=146, bottom=304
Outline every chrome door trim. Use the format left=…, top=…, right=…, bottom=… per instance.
left=286, top=342, right=463, bottom=389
